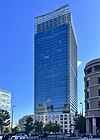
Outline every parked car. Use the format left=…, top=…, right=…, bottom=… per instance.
left=39, top=133, right=48, bottom=138
left=65, top=133, right=70, bottom=137
left=11, top=133, right=28, bottom=140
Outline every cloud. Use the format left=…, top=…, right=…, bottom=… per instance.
left=77, top=61, right=82, bottom=67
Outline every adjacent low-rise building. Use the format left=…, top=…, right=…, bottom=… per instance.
left=34, top=113, right=74, bottom=133
left=19, top=113, right=74, bottom=133
left=84, top=58, right=100, bottom=135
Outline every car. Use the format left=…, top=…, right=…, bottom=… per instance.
left=39, top=133, right=48, bottom=138
left=65, top=133, right=70, bottom=137
left=11, top=133, right=28, bottom=140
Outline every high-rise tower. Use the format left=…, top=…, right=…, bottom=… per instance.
left=34, top=5, right=77, bottom=115
left=0, top=89, right=11, bottom=113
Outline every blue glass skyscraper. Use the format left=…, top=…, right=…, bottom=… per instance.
left=34, top=5, right=77, bottom=115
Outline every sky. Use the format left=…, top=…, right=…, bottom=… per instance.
left=0, top=0, right=100, bottom=124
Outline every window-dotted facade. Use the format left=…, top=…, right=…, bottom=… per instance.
left=34, top=113, right=74, bottom=133
left=84, top=58, right=100, bottom=135
left=0, top=90, right=11, bottom=113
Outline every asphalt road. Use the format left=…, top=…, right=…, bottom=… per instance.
left=78, top=138, right=100, bottom=140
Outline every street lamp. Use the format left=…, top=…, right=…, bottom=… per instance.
left=11, top=105, right=15, bottom=133
left=80, top=102, right=83, bottom=134
left=80, top=102, right=83, bottom=116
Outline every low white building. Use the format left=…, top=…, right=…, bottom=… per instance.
left=34, top=113, right=74, bottom=133
left=19, top=113, right=74, bottom=133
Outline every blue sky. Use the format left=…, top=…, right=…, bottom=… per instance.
left=0, top=0, right=100, bottom=124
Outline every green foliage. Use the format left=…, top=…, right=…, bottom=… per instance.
left=34, top=121, right=43, bottom=133
left=34, top=121, right=59, bottom=133
left=13, top=126, right=21, bottom=134
left=4, top=126, right=11, bottom=133
left=43, top=121, right=59, bottom=133
left=74, top=114, right=86, bottom=133
left=0, top=110, right=10, bottom=134
left=24, top=116, right=34, bottom=135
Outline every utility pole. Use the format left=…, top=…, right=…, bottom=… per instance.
left=80, top=102, right=83, bottom=134
left=11, top=105, right=15, bottom=133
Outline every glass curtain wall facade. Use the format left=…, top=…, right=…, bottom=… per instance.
left=34, top=5, right=77, bottom=115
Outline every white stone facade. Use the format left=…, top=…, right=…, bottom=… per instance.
left=34, top=113, right=75, bottom=133
left=19, top=113, right=74, bottom=133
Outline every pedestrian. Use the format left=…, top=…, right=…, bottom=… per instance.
left=89, top=133, right=92, bottom=139
left=2, top=134, right=5, bottom=140
left=4, top=134, right=8, bottom=140
left=87, top=134, right=89, bottom=139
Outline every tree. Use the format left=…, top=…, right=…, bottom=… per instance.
left=43, top=122, right=52, bottom=132
left=4, top=126, right=11, bottom=133
left=0, top=110, right=10, bottom=134
left=24, top=116, right=34, bottom=135
left=43, top=121, right=59, bottom=133
left=13, top=126, right=21, bottom=134
left=53, top=122, right=59, bottom=133
left=34, top=120, right=43, bottom=133
left=74, top=114, right=86, bottom=134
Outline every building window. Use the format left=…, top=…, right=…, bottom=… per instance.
left=69, top=118, right=71, bottom=122
left=60, top=118, right=63, bottom=120
left=64, top=121, right=67, bottom=124
left=87, top=68, right=92, bottom=74
left=87, top=80, right=90, bottom=87
left=98, top=101, right=100, bottom=108
left=98, top=89, right=100, bottom=96
left=87, top=103, right=90, bottom=110
left=61, top=121, right=63, bottom=124
left=98, top=77, right=100, bottom=84
left=95, top=65, right=100, bottom=71
left=61, top=129, right=63, bottom=132
left=64, top=118, right=67, bottom=120
left=87, top=92, right=90, bottom=98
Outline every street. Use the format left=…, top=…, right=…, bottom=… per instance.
left=78, top=138, right=100, bottom=140
left=29, top=135, right=100, bottom=140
